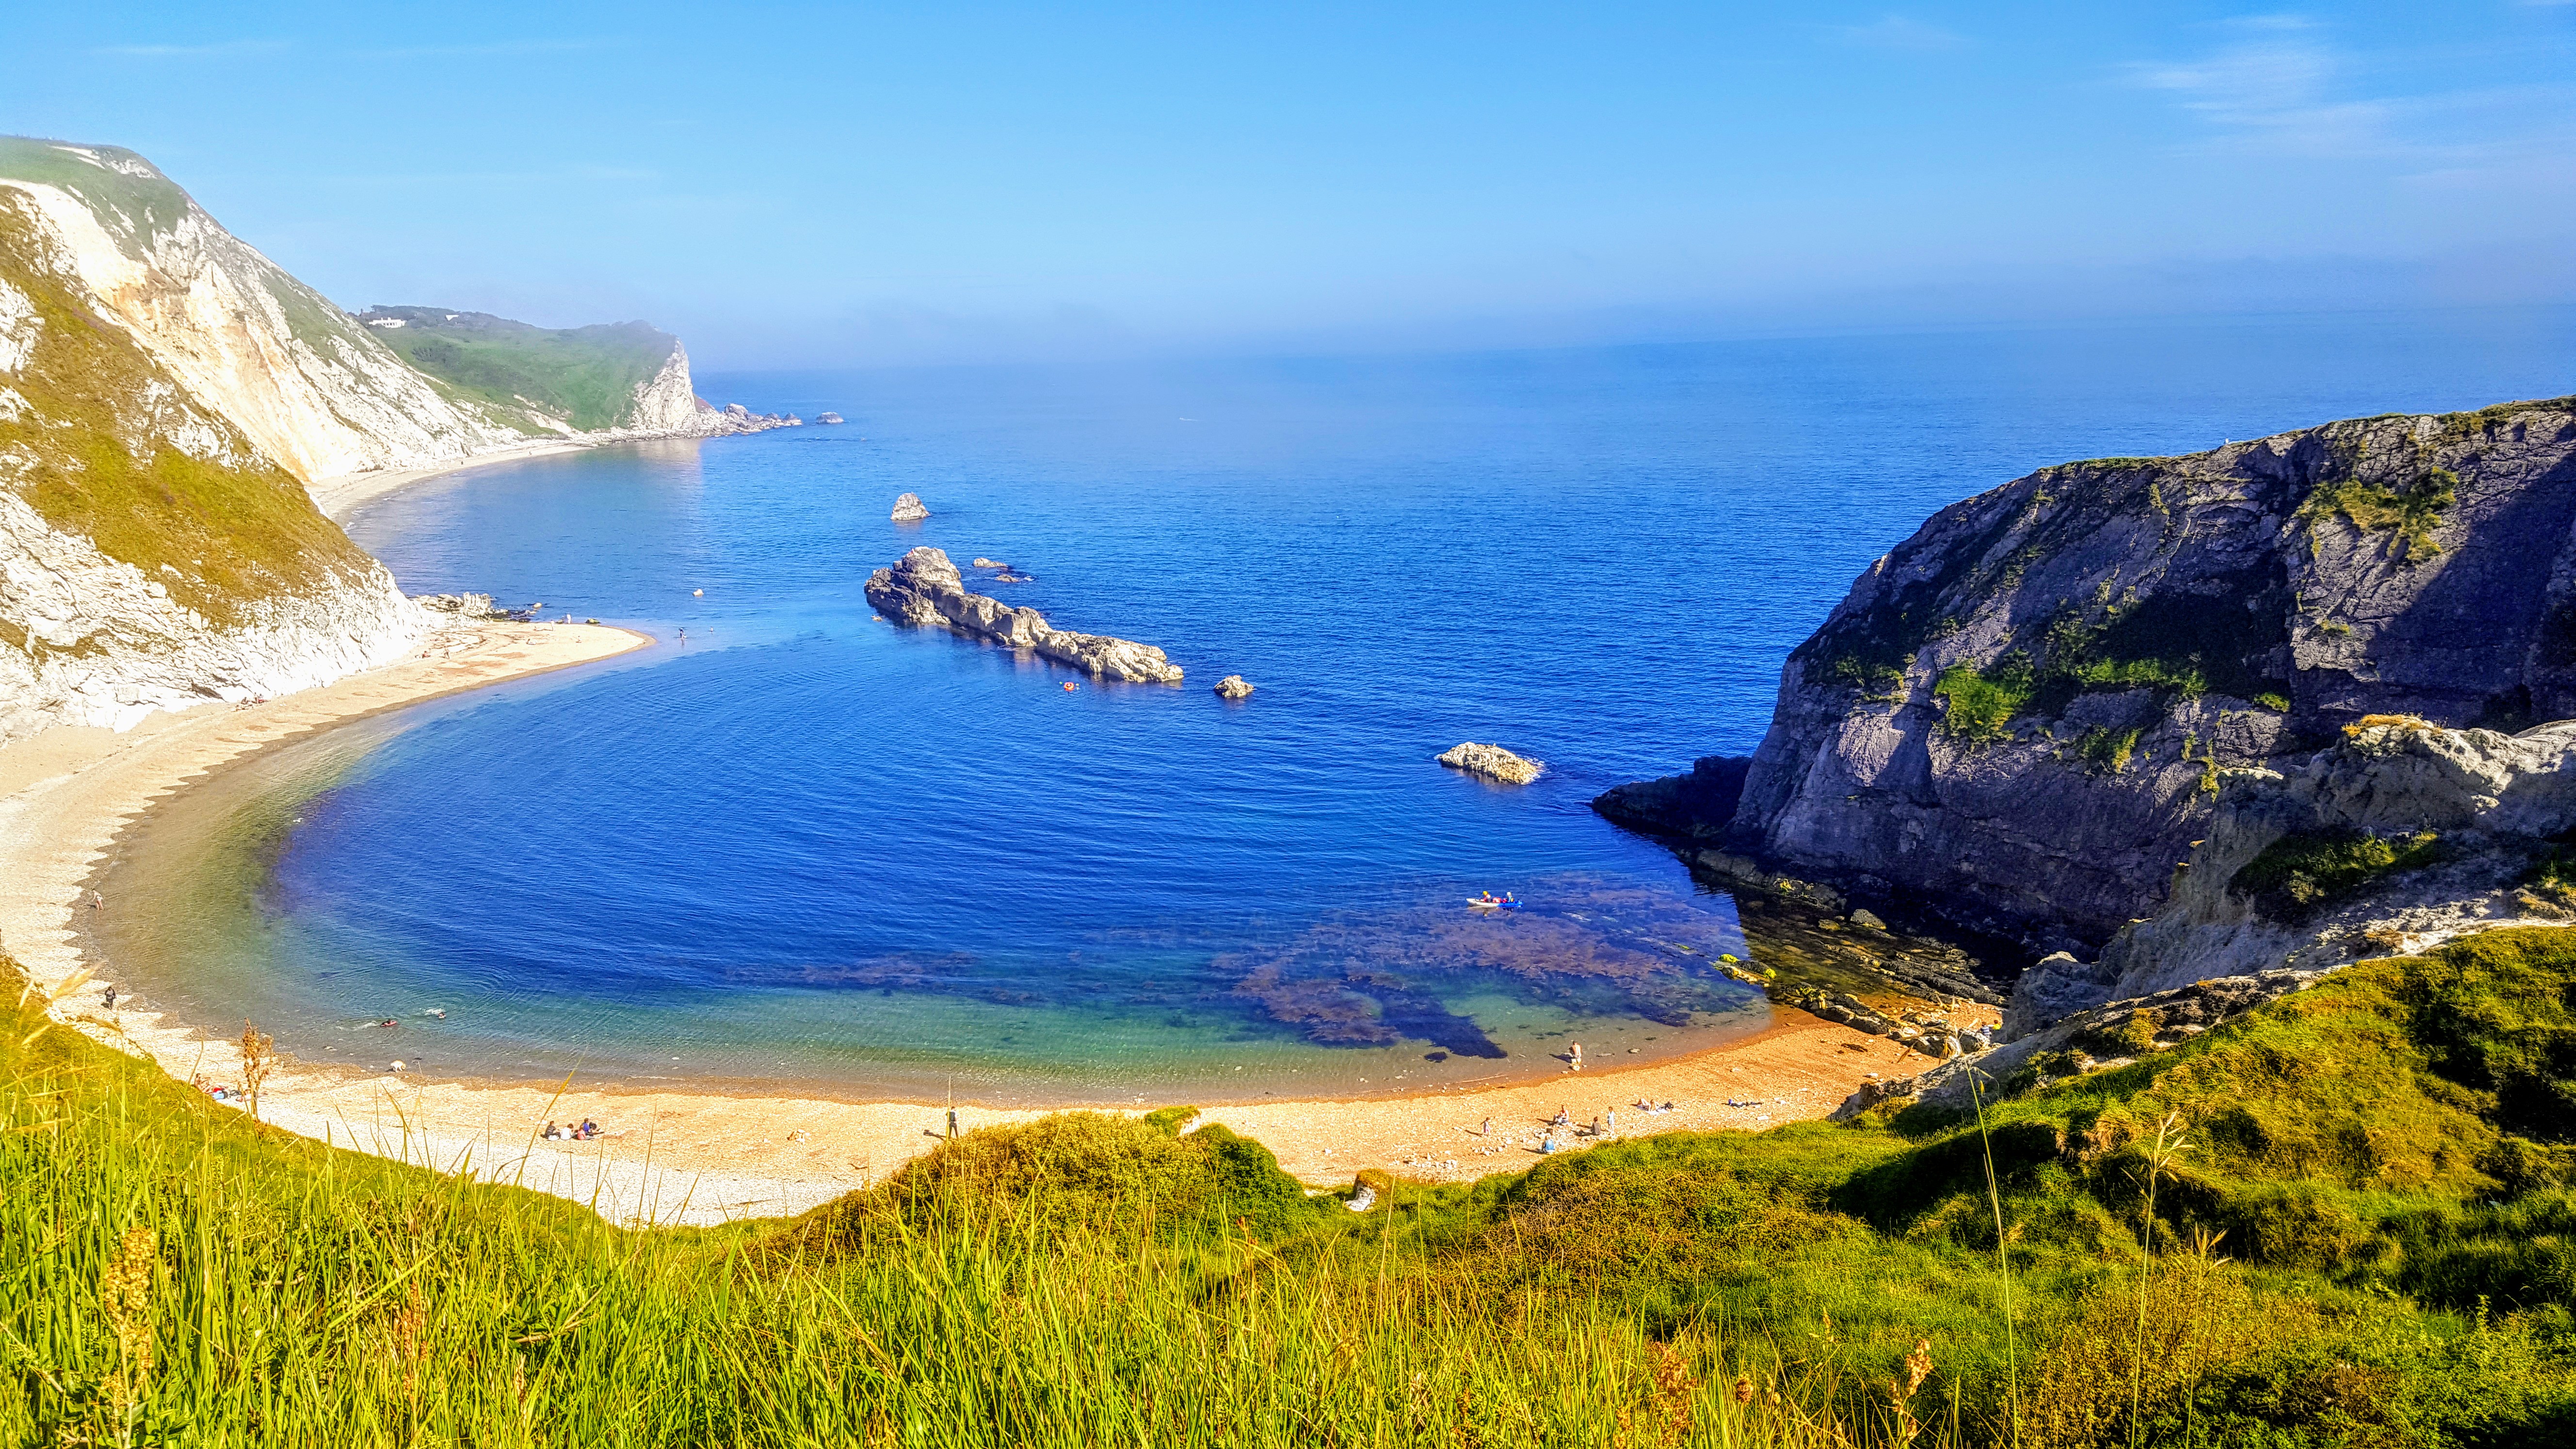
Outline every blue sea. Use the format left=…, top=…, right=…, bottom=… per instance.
left=92, top=309, right=2575, bottom=1103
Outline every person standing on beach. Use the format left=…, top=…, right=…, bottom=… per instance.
left=1568, top=1042, right=1584, bottom=1071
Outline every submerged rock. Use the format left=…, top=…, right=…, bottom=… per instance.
left=862, top=546, right=1182, bottom=684
left=1214, top=675, right=1255, bottom=700
left=890, top=492, right=930, bottom=522
left=1437, top=742, right=1544, bottom=785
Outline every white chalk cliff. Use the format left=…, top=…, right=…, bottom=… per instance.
left=0, top=183, right=423, bottom=742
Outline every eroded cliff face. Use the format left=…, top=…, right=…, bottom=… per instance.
left=1700, top=398, right=2576, bottom=949
left=0, top=189, right=421, bottom=742
left=0, top=139, right=533, bottom=483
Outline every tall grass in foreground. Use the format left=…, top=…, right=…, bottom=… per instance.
left=0, top=1017, right=1956, bottom=1448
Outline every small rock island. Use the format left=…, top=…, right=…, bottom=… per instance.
left=863, top=547, right=1184, bottom=684
left=1214, top=675, right=1255, bottom=700
left=1437, top=742, right=1543, bottom=784
left=890, top=492, right=930, bottom=522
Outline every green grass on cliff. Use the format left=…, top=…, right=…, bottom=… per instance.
left=0, top=136, right=196, bottom=256
left=356, top=308, right=676, bottom=433
left=2300, top=466, right=2458, bottom=563
left=8, top=929, right=2576, bottom=1445
left=2231, top=826, right=2444, bottom=921
left=0, top=193, right=374, bottom=629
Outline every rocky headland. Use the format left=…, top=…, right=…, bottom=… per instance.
left=863, top=546, right=1182, bottom=684
left=1599, top=397, right=2576, bottom=957
left=1587, top=394, right=2576, bottom=1122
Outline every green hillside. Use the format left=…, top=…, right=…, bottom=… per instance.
left=0, top=191, right=373, bottom=630
left=354, top=307, right=677, bottom=432
left=6, top=926, right=2573, bottom=1446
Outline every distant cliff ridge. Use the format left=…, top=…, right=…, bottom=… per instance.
left=353, top=307, right=737, bottom=437
left=1600, top=397, right=2576, bottom=951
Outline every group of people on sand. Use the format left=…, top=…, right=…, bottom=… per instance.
left=1467, top=1095, right=1686, bottom=1158
left=542, top=1119, right=601, bottom=1142
left=190, top=1074, right=243, bottom=1105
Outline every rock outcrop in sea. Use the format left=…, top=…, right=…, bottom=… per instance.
left=1214, top=675, right=1255, bottom=700
left=1437, top=742, right=1542, bottom=784
left=863, top=547, right=1182, bottom=684
left=890, top=493, right=930, bottom=522
left=1596, top=397, right=2576, bottom=953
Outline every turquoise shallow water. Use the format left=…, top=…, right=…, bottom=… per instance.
left=90, top=311, right=2576, bottom=1103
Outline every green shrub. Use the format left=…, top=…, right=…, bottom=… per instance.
left=2230, top=826, right=2441, bottom=919
left=2072, top=724, right=2144, bottom=774
left=2300, top=465, right=2458, bottom=560
left=1934, top=651, right=2037, bottom=742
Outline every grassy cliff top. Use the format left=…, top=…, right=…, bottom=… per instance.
left=354, top=306, right=678, bottom=432
left=0, top=135, right=196, bottom=258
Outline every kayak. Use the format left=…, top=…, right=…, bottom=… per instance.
left=1466, top=898, right=1523, bottom=909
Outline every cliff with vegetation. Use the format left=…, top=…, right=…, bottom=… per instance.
left=353, top=306, right=733, bottom=436
left=0, top=136, right=534, bottom=483
left=0, top=136, right=782, bottom=489
left=1607, top=397, right=2576, bottom=953
left=0, top=188, right=419, bottom=741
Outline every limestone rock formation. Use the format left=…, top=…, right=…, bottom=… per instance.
left=1214, top=675, right=1255, bottom=700
left=1437, top=742, right=1543, bottom=785
left=1598, top=396, right=2576, bottom=951
left=817, top=411, right=844, bottom=425
left=863, top=546, right=1183, bottom=684
left=1592, top=756, right=1750, bottom=839
left=2032, top=716, right=2576, bottom=1025
left=890, top=492, right=930, bottom=522
left=419, top=592, right=502, bottom=619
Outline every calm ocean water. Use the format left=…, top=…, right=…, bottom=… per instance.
left=93, top=311, right=2574, bottom=1102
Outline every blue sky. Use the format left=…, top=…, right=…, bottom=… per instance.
left=10, top=2, right=2574, bottom=366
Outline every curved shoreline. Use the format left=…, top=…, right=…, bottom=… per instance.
left=3, top=621, right=1949, bottom=1226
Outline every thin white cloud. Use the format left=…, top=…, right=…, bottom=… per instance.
left=352, top=39, right=630, bottom=60
left=1831, top=15, right=1969, bottom=51
left=93, top=39, right=288, bottom=59
left=2129, top=15, right=2576, bottom=167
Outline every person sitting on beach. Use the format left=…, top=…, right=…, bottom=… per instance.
left=542, top=1121, right=561, bottom=1140
left=578, top=1119, right=599, bottom=1140
left=1552, top=1106, right=1571, bottom=1128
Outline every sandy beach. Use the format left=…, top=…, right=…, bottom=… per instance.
left=305, top=439, right=600, bottom=520
left=3, top=616, right=1982, bottom=1228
